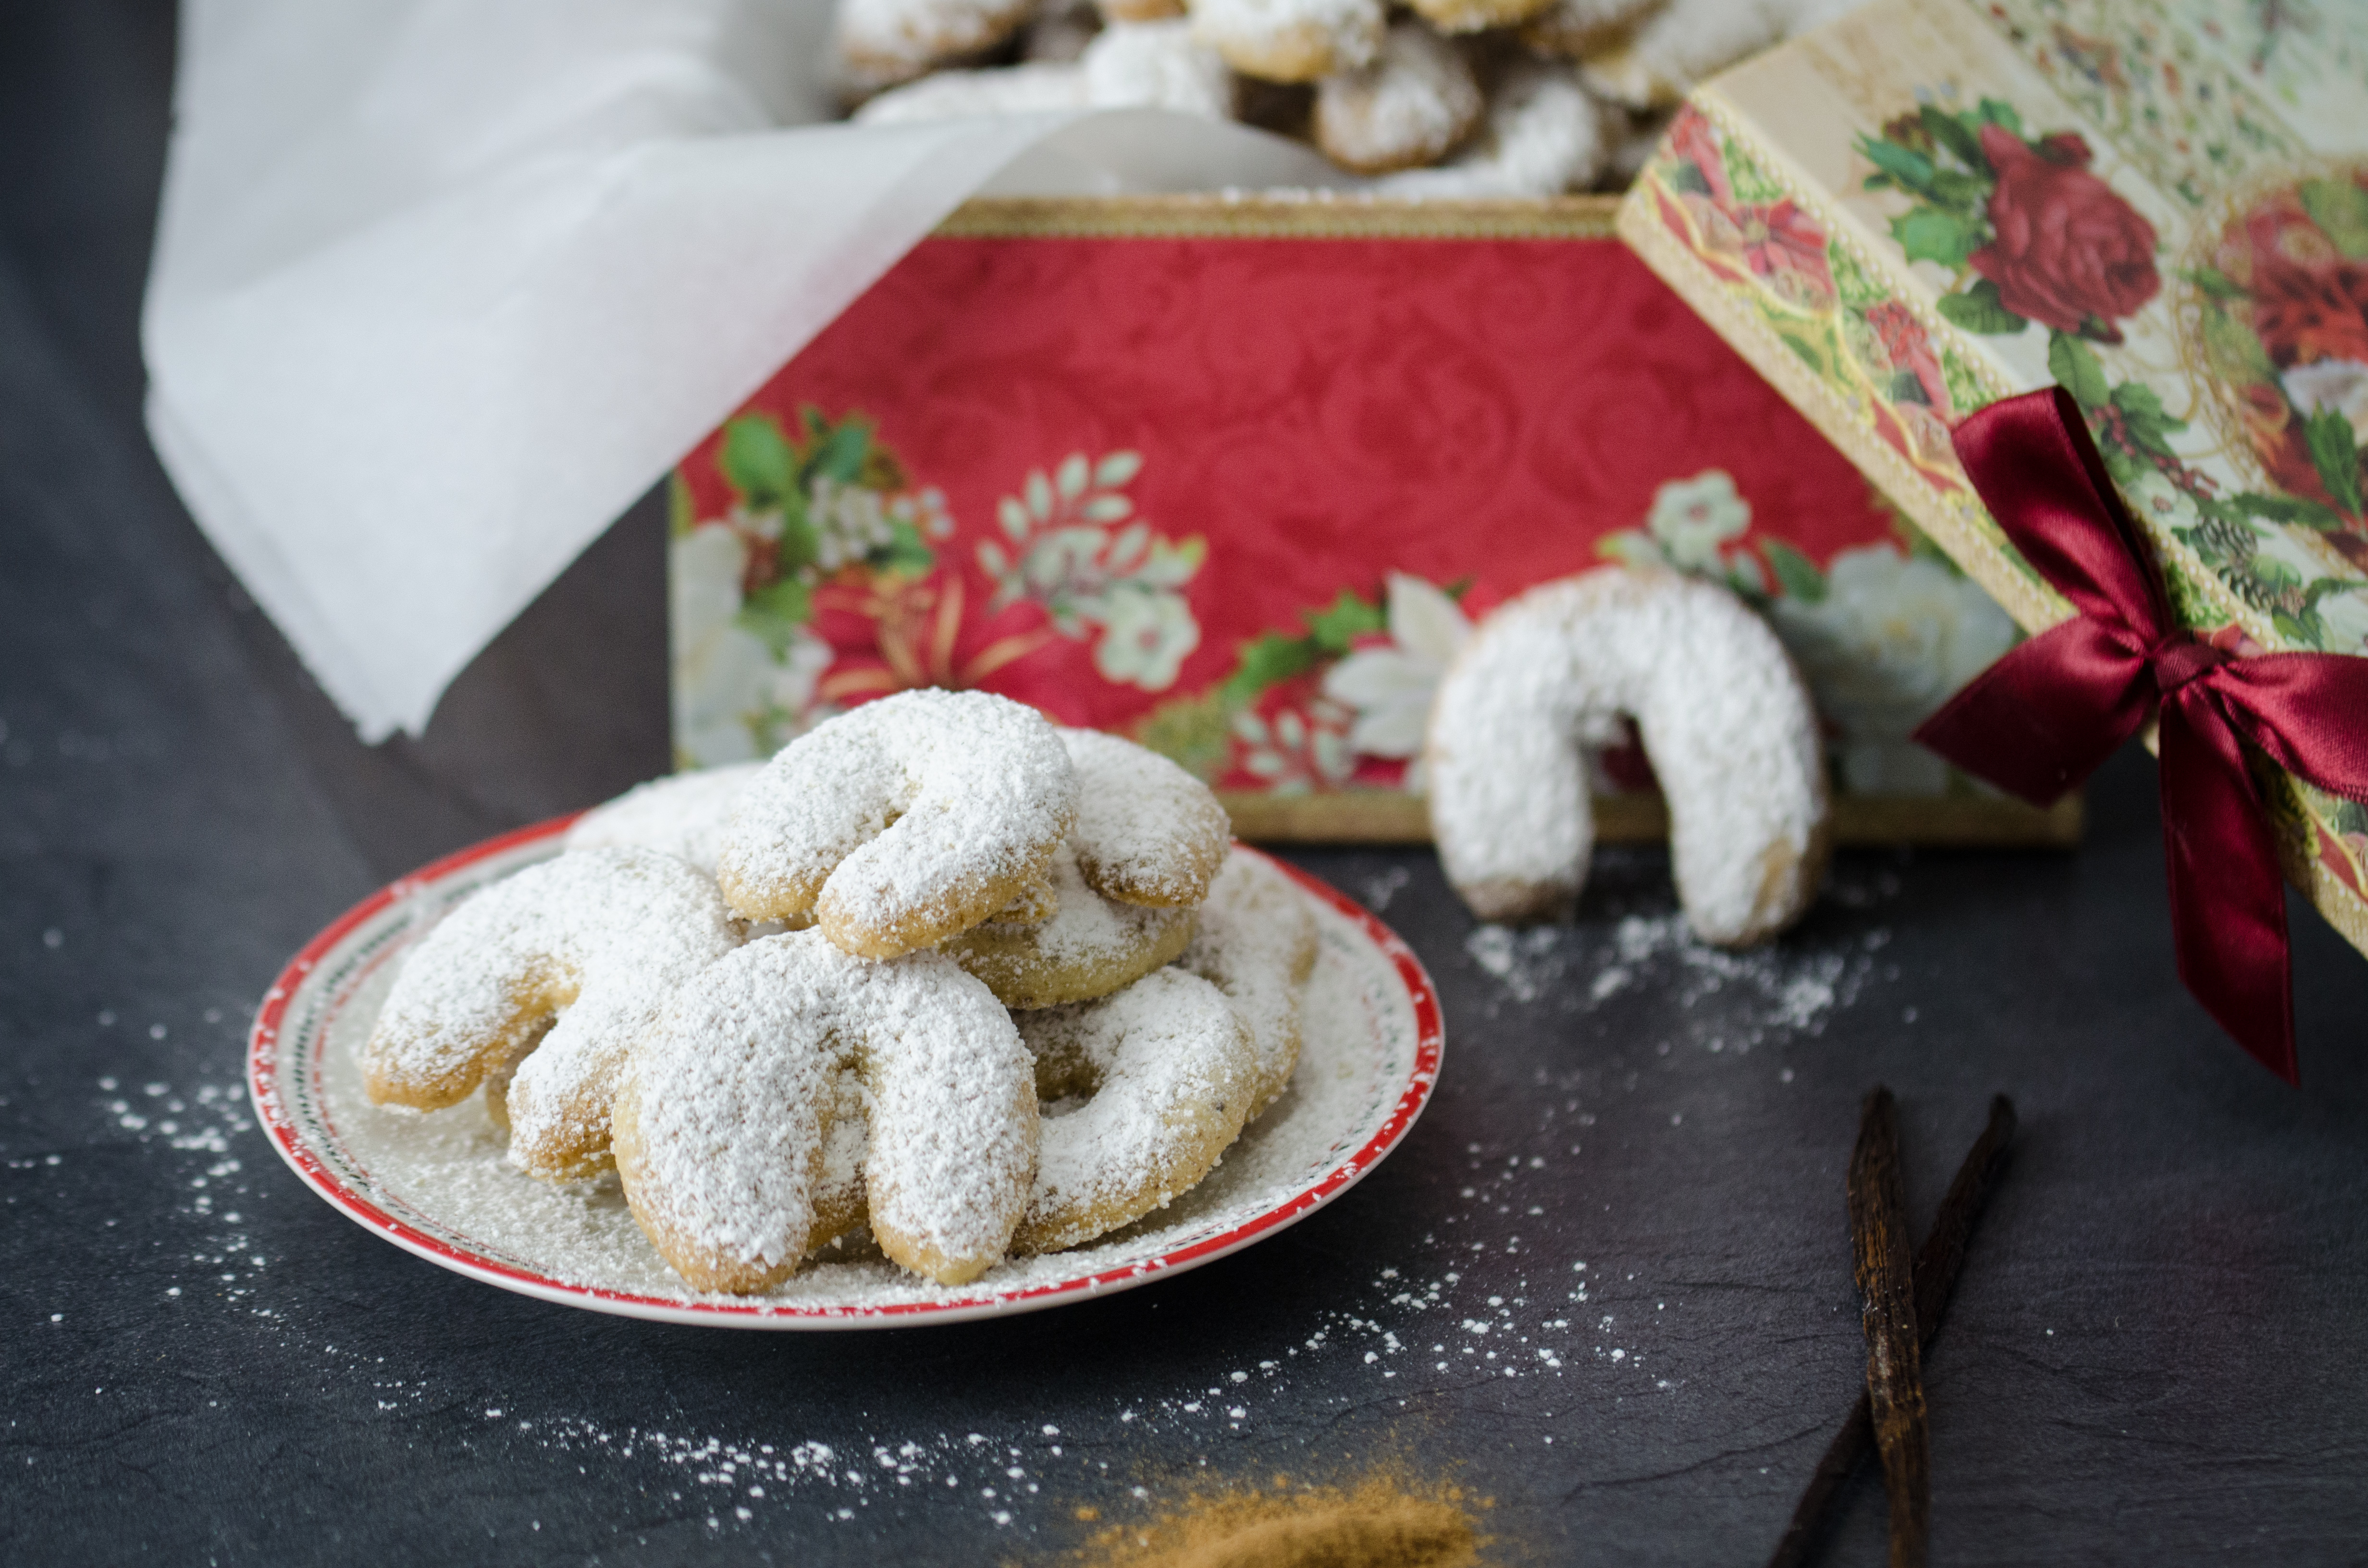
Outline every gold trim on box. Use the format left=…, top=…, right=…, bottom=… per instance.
left=937, top=194, right=1622, bottom=241
left=1220, top=790, right=2082, bottom=847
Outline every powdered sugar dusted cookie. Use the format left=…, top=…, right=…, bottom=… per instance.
left=563, top=763, right=762, bottom=874
left=1313, top=22, right=1482, bottom=174
left=614, top=931, right=1038, bottom=1291
left=1081, top=20, right=1235, bottom=118
left=1518, top=0, right=1657, bottom=58
left=1176, top=850, right=1318, bottom=1115
left=1374, top=61, right=1612, bottom=197
left=1062, top=728, right=1232, bottom=907
left=362, top=848, right=740, bottom=1180
left=940, top=841, right=1197, bottom=1009
left=1426, top=566, right=1829, bottom=947
left=1099, top=0, right=1185, bottom=20
left=1405, top=0, right=1554, bottom=36
left=836, top=0, right=1038, bottom=93
left=715, top=688, right=1079, bottom=959
left=1011, top=968, right=1259, bottom=1253
left=1190, top=0, right=1383, bottom=84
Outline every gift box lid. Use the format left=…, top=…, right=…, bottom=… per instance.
left=1616, top=0, right=2368, bottom=959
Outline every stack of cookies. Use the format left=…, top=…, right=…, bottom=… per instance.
left=362, top=689, right=1317, bottom=1294
left=836, top=0, right=1860, bottom=192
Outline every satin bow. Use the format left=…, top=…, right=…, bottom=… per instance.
left=1913, top=388, right=2368, bottom=1082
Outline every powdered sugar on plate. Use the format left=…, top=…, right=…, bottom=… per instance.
left=258, top=830, right=1437, bottom=1326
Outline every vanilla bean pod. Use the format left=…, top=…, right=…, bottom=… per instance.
left=1765, top=1095, right=2015, bottom=1568
left=1847, top=1087, right=1928, bottom=1567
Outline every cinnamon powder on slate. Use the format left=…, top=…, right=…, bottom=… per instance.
left=1063, top=1472, right=1483, bottom=1568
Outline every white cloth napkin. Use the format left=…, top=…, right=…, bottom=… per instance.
left=143, top=0, right=1340, bottom=739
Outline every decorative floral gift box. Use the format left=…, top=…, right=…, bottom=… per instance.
left=1616, top=0, right=2368, bottom=953
left=670, top=196, right=2076, bottom=845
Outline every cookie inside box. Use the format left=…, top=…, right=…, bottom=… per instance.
left=668, top=194, right=2075, bottom=846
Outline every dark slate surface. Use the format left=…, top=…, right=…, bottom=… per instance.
left=6, top=6, right=2367, bottom=1563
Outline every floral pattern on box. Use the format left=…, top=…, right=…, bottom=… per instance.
left=1616, top=0, right=2368, bottom=944
left=1974, top=0, right=2301, bottom=208
left=672, top=407, right=1208, bottom=765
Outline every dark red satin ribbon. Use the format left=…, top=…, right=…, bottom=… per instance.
left=1913, top=388, right=2368, bottom=1082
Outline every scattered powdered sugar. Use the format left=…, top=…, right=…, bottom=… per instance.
left=315, top=868, right=1416, bottom=1314
left=1463, top=862, right=1900, bottom=1052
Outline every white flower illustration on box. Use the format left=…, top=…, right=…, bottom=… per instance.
left=1321, top=573, right=1473, bottom=793
left=671, top=525, right=830, bottom=765
left=977, top=450, right=1207, bottom=692
left=1770, top=544, right=2017, bottom=795
left=1233, top=700, right=1356, bottom=793
left=1095, top=583, right=1200, bottom=690
left=1600, top=470, right=1769, bottom=596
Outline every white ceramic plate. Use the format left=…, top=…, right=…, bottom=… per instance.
left=250, top=820, right=1443, bottom=1328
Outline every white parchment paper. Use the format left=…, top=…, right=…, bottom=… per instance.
left=142, top=0, right=1342, bottom=738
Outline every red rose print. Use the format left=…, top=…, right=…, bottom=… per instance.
left=1864, top=299, right=1952, bottom=416
left=1968, top=123, right=2159, bottom=338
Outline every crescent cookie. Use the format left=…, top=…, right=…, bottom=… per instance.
left=614, top=931, right=1038, bottom=1291
left=361, top=848, right=740, bottom=1180
left=1425, top=566, right=1830, bottom=947
left=835, top=0, right=1037, bottom=93
left=1313, top=22, right=1483, bottom=175
left=1011, top=968, right=1260, bottom=1254
left=939, top=841, right=1197, bottom=1009
left=1062, top=727, right=1232, bottom=908
left=1403, top=0, right=1555, bottom=32
left=1176, top=850, right=1319, bottom=1116
left=564, top=763, right=763, bottom=874
left=1189, top=0, right=1384, bottom=84
left=715, top=688, right=1079, bottom=959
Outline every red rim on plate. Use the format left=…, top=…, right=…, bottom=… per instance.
left=249, top=819, right=1443, bottom=1328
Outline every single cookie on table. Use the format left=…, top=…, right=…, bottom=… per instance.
left=715, top=688, right=1079, bottom=959
left=836, top=0, right=1039, bottom=93
left=1176, top=850, right=1318, bottom=1115
left=1080, top=20, right=1236, bottom=119
left=1189, top=0, right=1384, bottom=85
left=1010, top=968, right=1260, bottom=1253
left=939, top=840, right=1197, bottom=1008
left=1424, top=566, right=1830, bottom=948
left=1374, top=60, right=1612, bottom=197
left=614, top=931, right=1038, bottom=1291
left=361, top=848, right=740, bottom=1180
left=1313, top=22, right=1483, bottom=175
